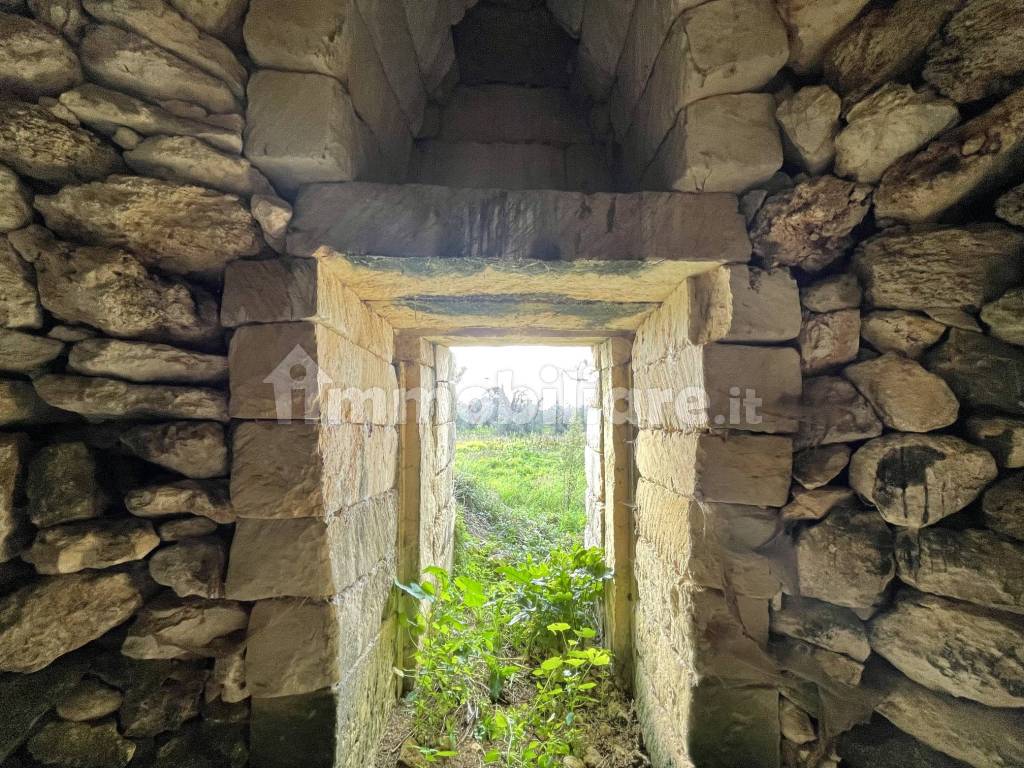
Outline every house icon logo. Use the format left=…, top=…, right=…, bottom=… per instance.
left=263, top=345, right=333, bottom=422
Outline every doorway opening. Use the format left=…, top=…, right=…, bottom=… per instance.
left=382, top=343, right=646, bottom=768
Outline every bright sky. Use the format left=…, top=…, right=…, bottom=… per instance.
left=450, top=346, right=598, bottom=408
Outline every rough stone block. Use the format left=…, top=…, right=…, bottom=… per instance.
left=0, top=432, right=28, bottom=562
left=23, top=518, right=159, bottom=575
left=231, top=421, right=397, bottom=519
left=410, top=140, right=567, bottom=190
left=0, top=236, right=42, bottom=330
left=575, top=0, right=635, bottom=99
left=860, top=311, right=945, bottom=359
left=68, top=339, right=228, bottom=385
left=34, top=374, right=228, bottom=422
left=0, top=12, right=81, bottom=98
left=0, top=329, right=63, bottom=374
left=355, top=0, right=427, bottom=132
left=770, top=596, right=869, bottom=662
left=927, top=329, right=1024, bottom=415
left=124, top=135, right=271, bottom=198
left=798, top=309, right=860, bottom=375
left=120, top=421, right=227, bottom=479
left=982, top=288, right=1024, bottom=346
left=438, top=85, right=591, bottom=145
left=844, top=353, right=959, bottom=433
left=0, top=165, right=32, bottom=234
left=775, top=0, right=869, bottom=74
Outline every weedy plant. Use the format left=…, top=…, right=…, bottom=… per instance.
left=395, top=547, right=613, bottom=767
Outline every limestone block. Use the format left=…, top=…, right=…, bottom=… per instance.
left=209, top=646, right=248, bottom=704
left=875, top=88, right=1024, bottom=223
left=244, top=71, right=379, bottom=195
left=634, top=265, right=800, bottom=364
left=0, top=12, right=81, bottom=98
left=9, top=227, right=221, bottom=348
left=634, top=343, right=801, bottom=434
left=850, top=433, right=998, bottom=528
left=0, top=378, right=72, bottom=427
left=779, top=698, right=815, bottom=745
left=795, top=507, right=895, bottom=611
left=125, top=479, right=233, bottom=523
left=121, top=594, right=248, bottom=660
left=225, top=492, right=397, bottom=599
left=0, top=433, right=28, bottom=563
left=438, top=86, right=590, bottom=145
left=0, top=570, right=144, bottom=673
left=115, top=659, right=207, bottom=737
left=870, top=591, right=1024, bottom=708
left=835, top=84, right=959, bottom=184
left=26, top=720, right=135, bottom=768
left=926, top=330, right=1024, bottom=415
left=230, top=421, right=397, bottom=519
left=48, top=325, right=95, bottom=342
left=157, top=516, right=217, bottom=542
left=782, top=486, right=856, bottom=522
left=860, top=311, right=945, bottom=359
left=120, top=421, right=228, bottom=479
left=228, top=322, right=399, bottom=424
left=775, top=85, right=840, bottom=174
left=775, top=0, right=870, bottom=74
left=626, top=0, right=789, bottom=171
left=288, top=182, right=751, bottom=265
left=0, top=165, right=32, bottom=233
left=68, top=339, right=227, bottom=385
left=355, top=0, right=427, bottom=132
left=23, top=518, right=159, bottom=574
left=965, top=417, right=1024, bottom=467
left=245, top=559, right=394, bottom=697
left=792, top=445, right=850, bottom=490
left=125, top=136, right=271, bottom=198
left=636, top=430, right=792, bottom=507
left=59, top=84, right=241, bottom=155
left=400, top=0, right=454, bottom=94
left=80, top=24, right=240, bottom=115
left=27, top=442, right=106, bottom=528
left=854, top=225, right=1024, bottom=311
left=34, top=374, right=228, bottom=422
left=56, top=679, right=123, bottom=722
left=981, top=288, right=1024, bottom=346
left=0, top=237, right=41, bottom=330
left=35, top=175, right=260, bottom=279
left=896, top=528, right=1024, bottom=615
left=823, top=0, right=961, bottom=104
left=996, top=183, right=1024, bottom=227
left=575, top=0, right=635, bottom=99
left=148, top=538, right=225, bottom=599
left=799, top=310, right=860, bottom=375
left=0, top=99, right=122, bottom=185
left=222, top=258, right=394, bottom=363
left=411, top=140, right=567, bottom=191
left=636, top=478, right=784, bottom=599
left=983, top=472, right=1024, bottom=541
left=751, top=175, right=872, bottom=273
left=645, top=93, right=783, bottom=194
left=772, top=635, right=864, bottom=687
left=844, top=354, right=959, bottom=433
left=801, top=274, right=861, bottom=313
left=0, top=329, right=63, bottom=374
left=250, top=194, right=291, bottom=253
left=29, top=0, right=87, bottom=42
left=770, top=596, right=869, bottom=661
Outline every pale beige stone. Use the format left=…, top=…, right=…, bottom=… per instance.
left=120, top=421, right=228, bottom=479
left=646, top=93, right=784, bottom=194
left=0, top=570, right=144, bottom=673
left=792, top=445, right=850, bottom=490
left=773, top=635, right=864, bottom=687
left=870, top=591, right=1024, bottom=708
left=775, top=0, right=870, bottom=74
left=244, top=71, right=379, bottom=195
left=400, top=0, right=454, bottom=95
left=125, top=136, right=272, bottom=198
left=148, top=538, right=225, bottom=599
left=250, top=195, right=291, bottom=253
left=27, top=442, right=106, bottom=529
left=169, top=0, right=246, bottom=42
left=231, top=421, right=397, bottom=519
left=35, top=175, right=259, bottom=278
left=79, top=24, right=240, bottom=115
left=850, top=433, right=998, bottom=528
left=844, top=354, right=959, bottom=433
left=157, top=516, right=217, bottom=542
left=23, top=519, right=159, bottom=575
left=34, top=375, right=228, bottom=422
left=983, top=472, right=1024, bottom=542
left=29, top=0, right=87, bottom=42
left=226, top=491, right=397, bottom=600
left=824, top=0, right=961, bottom=104
left=752, top=175, right=872, bottom=272
left=782, top=486, right=856, bottom=522
left=0, top=99, right=123, bottom=185
left=26, top=719, right=135, bottom=768
left=59, top=84, right=242, bottom=155
left=0, top=165, right=32, bottom=233
left=801, top=274, right=861, bottom=314
left=897, top=528, right=1024, bottom=615
left=795, top=375, right=883, bottom=450
left=0, top=236, right=41, bottom=330
left=0, top=379, right=68, bottom=426
left=48, top=324, right=94, bottom=342
left=795, top=507, right=895, bottom=610
left=0, top=433, right=28, bottom=562
left=0, top=329, right=63, bottom=374
left=875, top=88, right=1024, bottom=223
left=56, top=679, right=123, bottom=722
left=855, top=224, right=1024, bottom=311
left=121, top=594, right=247, bottom=660
left=775, top=85, right=841, bottom=174
left=770, top=596, right=869, bottom=661
left=965, top=417, right=1024, bottom=468
left=636, top=430, right=793, bottom=507
left=355, top=0, right=427, bottom=132
left=779, top=698, right=815, bottom=745
left=860, top=311, right=945, bottom=359
left=0, top=12, right=81, bottom=98
left=799, top=310, right=859, bottom=375
left=835, top=84, right=960, bottom=183
left=68, top=339, right=227, bottom=385
left=125, top=479, right=233, bottom=523
left=981, top=287, right=1024, bottom=346
left=926, top=329, right=1024, bottom=415
left=209, top=645, right=248, bottom=703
